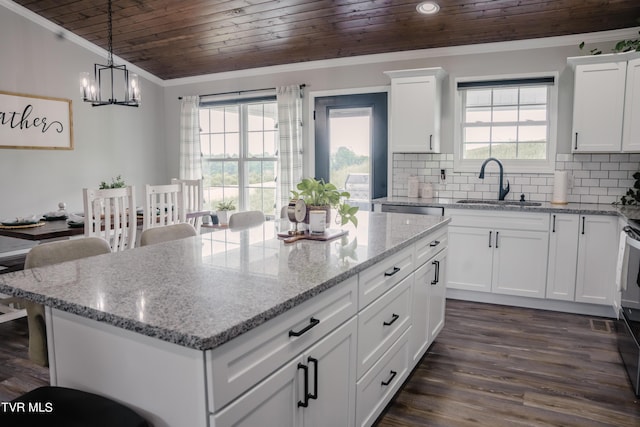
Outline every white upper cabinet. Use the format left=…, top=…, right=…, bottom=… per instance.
left=384, top=68, right=446, bottom=153
left=623, top=57, right=640, bottom=152
left=568, top=52, right=640, bottom=153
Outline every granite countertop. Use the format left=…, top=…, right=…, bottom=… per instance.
left=373, top=196, right=640, bottom=218
left=0, top=212, right=449, bottom=351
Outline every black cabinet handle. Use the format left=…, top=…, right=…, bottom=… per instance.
left=429, top=240, right=440, bottom=247
left=574, top=132, right=578, bottom=150
left=297, top=363, right=309, bottom=407
left=289, top=317, right=320, bottom=337
left=552, top=215, right=556, bottom=233
left=431, top=260, right=440, bottom=285
left=495, top=231, right=499, bottom=249
left=381, top=370, right=397, bottom=386
left=429, top=134, right=433, bottom=151
left=308, top=357, right=318, bottom=401
left=488, top=231, right=492, bottom=248
left=384, top=266, right=401, bottom=277
left=582, top=216, right=585, bottom=235
left=383, top=313, right=400, bottom=326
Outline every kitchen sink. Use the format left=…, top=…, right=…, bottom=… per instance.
left=456, top=199, right=542, bottom=207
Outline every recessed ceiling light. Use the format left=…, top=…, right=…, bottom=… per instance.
left=416, top=1, right=440, bottom=15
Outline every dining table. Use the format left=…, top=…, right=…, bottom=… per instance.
left=0, top=210, right=213, bottom=242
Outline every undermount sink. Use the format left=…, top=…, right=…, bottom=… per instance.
left=456, top=199, right=542, bottom=207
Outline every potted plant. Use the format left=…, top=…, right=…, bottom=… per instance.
left=290, top=178, right=359, bottom=227
left=216, top=200, right=236, bottom=226
left=99, top=175, right=126, bottom=189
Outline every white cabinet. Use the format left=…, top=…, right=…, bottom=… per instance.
left=447, top=210, right=549, bottom=298
left=623, top=57, right=640, bottom=152
left=571, top=61, right=626, bottom=152
left=384, top=68, right=445, bottom=153
left=213, top=317, right=357, bottom=427
left=568, top=52, right=640, bottom=153
left=447, top=226, right=493, bottom=292
left=546, top=213, right=618, bottom=305
left=575, top=215, right=619, bottom=305
left=411, top=247, right=447, bottom=364
left=546, top=213, right=580, bottom=301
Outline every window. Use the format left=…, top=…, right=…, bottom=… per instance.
left=199, top=100, right=278, bottom=217
left=454, top=75, right=557, bottom=173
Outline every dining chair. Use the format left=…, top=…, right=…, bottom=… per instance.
left=139, top=223, right=197, bottom=246
left=83, top=186, right=137, bottom=252
left=143, top=183, right=186, bottom=230
left=228, top=211, right=266, bottom=230
left=23, top=236, right=112, bottom=366
left=171, top=178, right=204, bottom=233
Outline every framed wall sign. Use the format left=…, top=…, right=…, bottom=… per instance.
left=0, top=91, right=73, bottom=150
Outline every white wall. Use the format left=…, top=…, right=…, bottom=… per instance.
left=0, top=4, right=167, bottom=218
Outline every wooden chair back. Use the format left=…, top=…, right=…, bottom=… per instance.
left=144, top=183, right=186, bottom=230
left=83, top=186, right=137, bottom=252
left=171, top=178, right=204, bottom=232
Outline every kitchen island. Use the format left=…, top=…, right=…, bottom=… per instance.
left=0, top=212, right=449, bottom=427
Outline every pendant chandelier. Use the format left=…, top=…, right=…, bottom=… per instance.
left=79, top=0, right=140, bottom=107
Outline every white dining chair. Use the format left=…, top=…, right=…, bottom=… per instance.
left=228, top=211, right=265, bottom=231
left=83, top=186, right=137, bottom=252
left=23, top=236, right=112, bottom=366
left=139, top=223, right=197, bottom=247
left=144, top=183, right=186, bottom=230
left=171, top=178, right=204, bottom=233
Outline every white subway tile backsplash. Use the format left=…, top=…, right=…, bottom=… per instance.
left=391, top=152, right=639, bottom=204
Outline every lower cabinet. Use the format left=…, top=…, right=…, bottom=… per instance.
left=213, top=317, right=358, bottom=427
left=411, top=248, right=447, bottom=363
left=447, top=210, right=549, bottom=298
left=546, top=213, right=580, bottom=300
left=546, top=213, right=619, bottom=305
left=575, top=214, right=619, bottom=305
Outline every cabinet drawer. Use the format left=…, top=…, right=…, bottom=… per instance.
left=206, top=277, right=358, bottom=412
left=448, top=209, right=549, bottom=231
left=415, top=227, right=447, bottom=267
left=357, top=274, right=412, bottom=378
left=356, top=327, right=411, bottom=427
left=359, top=245, right=414, bottom=309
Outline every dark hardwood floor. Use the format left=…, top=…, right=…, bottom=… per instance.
left=376, top=299, right=640, bottom=427
left=0, top=317, right=48, bottom=402
left=1, top=299, right=639, bottom=426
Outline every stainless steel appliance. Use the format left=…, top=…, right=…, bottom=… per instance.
left=617, top=223, right=640, bottom=397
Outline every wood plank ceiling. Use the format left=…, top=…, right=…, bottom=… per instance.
left=12, top=0, right=640, bottom=80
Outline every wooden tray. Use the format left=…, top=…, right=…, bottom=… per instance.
left=0, top=221, right=45, bottom=230
left=277, top=228, right=348, bottom=244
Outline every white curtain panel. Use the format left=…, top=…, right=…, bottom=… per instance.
left=276, top=85, right=303, bottom=214
left=179, top=96, right=202, bottom=180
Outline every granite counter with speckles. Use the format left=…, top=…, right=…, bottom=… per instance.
left=374, top=196, right=640, bottom=218
left=0, top=212, right=449, bottom=351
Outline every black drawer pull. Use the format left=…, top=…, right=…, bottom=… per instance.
left=488, top=231, right=492, bottom=248
left=289, top=317, right=320, bottom=337
left=297, top=362, right=309, bottom=407
left=383, top=313, right=400, bottom=326
left=308, top=357, right=318, bottom=400
left=582, top=216, right=586, bottom=235
left=552, top=214, right=556, bottom=233
left=384, top=266, right=401, bottom=277
left=431, top=260, right=440, bottom=285
left=429, top=240, right=440, bottom=247
left=574, top=132, right=578, bottom=150
left=381, top=370, right=397, bottom=386
left=495, top=231, right=499, bottom=249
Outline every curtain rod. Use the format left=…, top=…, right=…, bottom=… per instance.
left=178, top=84, right=305, bottom=100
